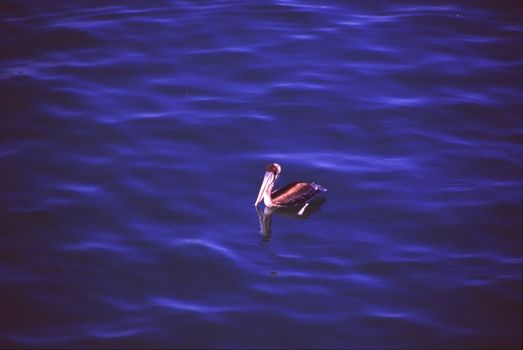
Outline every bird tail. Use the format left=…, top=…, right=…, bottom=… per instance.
left=313, top=183, right=327, bottom=192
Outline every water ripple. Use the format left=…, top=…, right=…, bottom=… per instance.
left=1, top=0, right=521, bottom=348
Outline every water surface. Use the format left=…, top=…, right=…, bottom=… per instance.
left=1, top=1, right=522, bottom=348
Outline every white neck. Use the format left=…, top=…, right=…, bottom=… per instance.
left=263, top=190, right=273, bottom=207
left=263, top=177, right=277, bottom=207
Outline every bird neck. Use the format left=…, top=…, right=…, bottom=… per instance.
left=263, top=178, right=276, bottom=207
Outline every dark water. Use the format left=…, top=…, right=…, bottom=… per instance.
left=1, top=1, right=522, bottom=348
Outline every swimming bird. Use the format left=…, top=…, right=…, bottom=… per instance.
left=254, top=163, right=326, bottom=215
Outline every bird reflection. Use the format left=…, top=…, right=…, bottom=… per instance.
left=256, top=197, right=327, bottom=242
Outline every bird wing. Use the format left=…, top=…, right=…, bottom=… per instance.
left=271, top=182, right=322, bottom=207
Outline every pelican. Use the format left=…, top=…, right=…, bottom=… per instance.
left=254, top=163, right=326, bottom=215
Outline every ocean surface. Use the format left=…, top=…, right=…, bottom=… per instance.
left=1, top=1, right=522, bottom=348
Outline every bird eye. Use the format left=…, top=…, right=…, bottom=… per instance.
left=265, top=164, right=276, bottom=174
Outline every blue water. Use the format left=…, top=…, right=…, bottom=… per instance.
left=1, top=1, right=522, bottom=348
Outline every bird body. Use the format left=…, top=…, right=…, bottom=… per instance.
left=254, top=163, right=326, bottom=212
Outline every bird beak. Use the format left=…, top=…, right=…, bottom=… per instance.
left=255, top=171, right=274, bottom=206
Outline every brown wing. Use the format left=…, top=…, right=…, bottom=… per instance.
left=271, top=182, right=323, bottom=207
